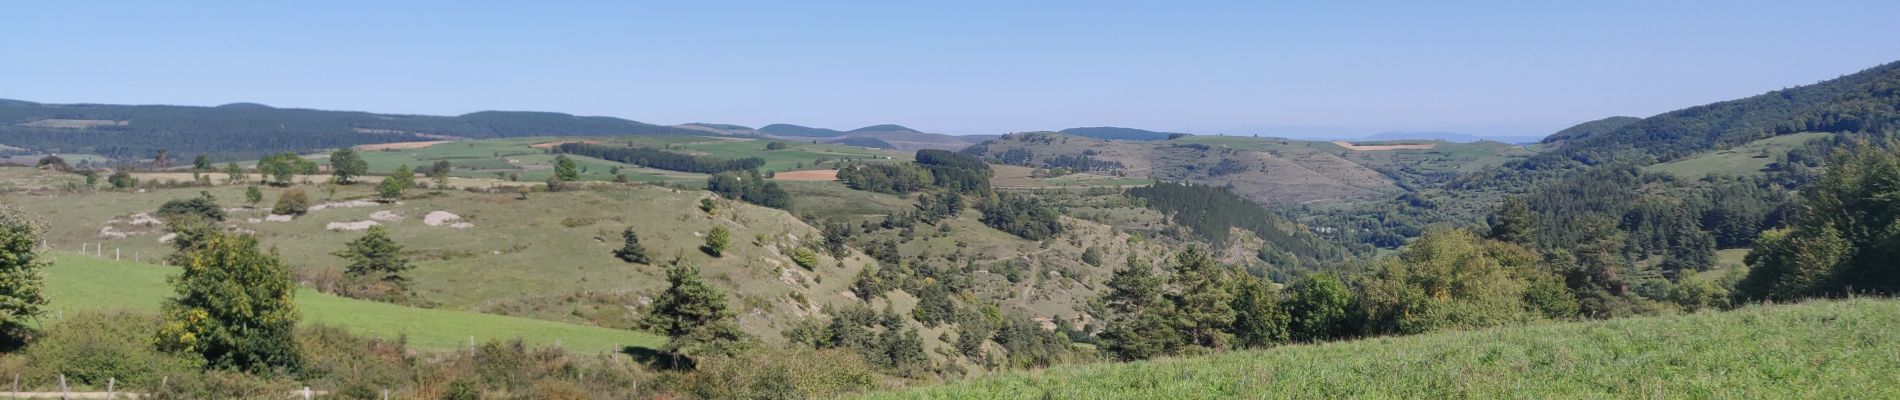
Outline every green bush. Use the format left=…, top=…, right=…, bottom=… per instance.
left=272, top=187, right=311, bottom=216
left=22, top=311, right=201, bottom=387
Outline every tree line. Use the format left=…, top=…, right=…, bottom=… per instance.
left=556, top=142, right=764, bottom=174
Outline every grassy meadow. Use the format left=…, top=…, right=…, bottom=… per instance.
left=42, top=255, right=661, bottom=354
left=1646, top=131, right=1834, bottom=178
left=870, top=298, right=1900, bottom=399
left=8, top=167, right=877, bottom=344
left=348, top=135, right=903, bottom=184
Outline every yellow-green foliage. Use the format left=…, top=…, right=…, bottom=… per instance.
left=871, top=298, right=1900, bottom=399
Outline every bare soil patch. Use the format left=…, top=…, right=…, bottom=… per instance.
left=357, top=140, right=452, bottom=151
left=1331, top=141, right=1437, bottom=151
left=771, top=169, right=839, bottom=181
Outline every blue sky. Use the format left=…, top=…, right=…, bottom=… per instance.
left=5, top=1, right=1899, bottom=136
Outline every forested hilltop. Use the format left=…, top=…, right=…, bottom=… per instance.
left=0, top=100, right=714, bottom=160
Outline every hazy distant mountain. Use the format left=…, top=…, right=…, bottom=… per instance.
left=759, top=123, right=981, bottom=152
left=0, top=98, right=708, bottom=160
left=1363, top=131, right=1544, bottom=144
left=758, top=124, right=846, bottom=137
left=1059, top=127, right=1177, bottom=141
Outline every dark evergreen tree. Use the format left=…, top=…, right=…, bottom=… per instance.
left=638, top=263, right=749, bottom=361
left=613, top=227, right=651, bottom=264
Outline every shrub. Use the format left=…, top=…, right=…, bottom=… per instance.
left=273, top=187, right=311, bottom=216
left=22, top=311, right=201, bottom=387
left=792, top=247, right=820, bottom=270
left=156, top=192, right=226, bottom=224
left=680, top=347, right=878, bottom=400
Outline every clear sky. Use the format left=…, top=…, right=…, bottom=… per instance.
left=5, top=1, right=1899, bottom=137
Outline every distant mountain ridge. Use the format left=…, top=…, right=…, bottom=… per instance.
left=0, top=99, right=713, bottom=160
left=1059, top=127, right=1177, bottom=141
left=758, top=123, right=981, bottom=152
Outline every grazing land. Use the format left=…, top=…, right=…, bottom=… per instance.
left=43, top=255, right=661, bottom=354
left=1646, top=131, right=1834, bottom=178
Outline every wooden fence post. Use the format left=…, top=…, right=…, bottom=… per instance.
left=59, top=374, right=68, bottom=399
left=107, top=377, right=116, bottom=399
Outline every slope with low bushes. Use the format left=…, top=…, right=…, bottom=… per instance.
left=870, top=298, right=1900, bottom=399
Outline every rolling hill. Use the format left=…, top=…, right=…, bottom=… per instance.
left=0, top=99, right=717, bottom=161
left=1533, top=60, right=1900, bottom=165
left=761, top=123, right=984, bottom=152
left=1057, top=127, right=1177, bottom=141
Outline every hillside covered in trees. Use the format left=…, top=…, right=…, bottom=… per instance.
left=0, top=100, right=715, bottom=160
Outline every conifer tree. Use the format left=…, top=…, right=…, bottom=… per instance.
left=1167, top=246, right=1236, bottom=350
left=638, top=263, right=748, bottom=362
left=0, top=204, right=48, bottom=339
left=703, top=226, right=730, bottom=257
left=614, top=227, right=651, bottom=264
left=1097, top=255, right=1183, bottom=361
left=335, top=226, right=412, bottom=289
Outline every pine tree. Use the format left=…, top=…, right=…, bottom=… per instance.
left=0, top=204, right=48, bottom=338
left=335, top=226, right=412, bottom=289
left=1487, top=196, right=1536, bottom=245
left=329, top=148, right=369, bottom=184
left=638, top=263, right=748, bottom=362
left=614, top=227, right=651, bottom=264
left=703, top=226, right=731, bottom=257
left=1167, top=246, right=1236, bottom=350
left=554, top=155, right=580, bottom=181
left=1098, top=255, right=1183, bottom=360
left=156, top=231, right=301, bottom=372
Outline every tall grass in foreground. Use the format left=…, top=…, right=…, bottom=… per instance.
left=869, top=298, right=1900, bottom=399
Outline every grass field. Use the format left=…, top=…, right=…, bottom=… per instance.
left=41, top=255, right=662, bottom=354
left=349, top=135, right=903, bottom=184
left=870, top=298, right=1900, bottom=399
left=14, top=170, right=877, bottom=344
left=1647, top=132, right=1834, bottom=178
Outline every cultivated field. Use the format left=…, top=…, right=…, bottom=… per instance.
left=871, top=298, right=1900, bottom=399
